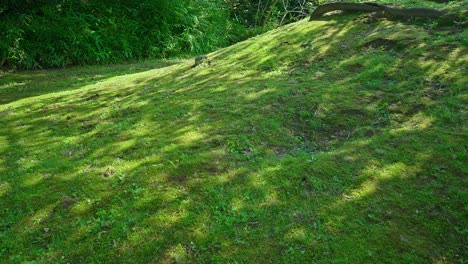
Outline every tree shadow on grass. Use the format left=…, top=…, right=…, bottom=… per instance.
left=0, top=15, right=466, bottom=263
left=0, top=60, right=182, bottom=105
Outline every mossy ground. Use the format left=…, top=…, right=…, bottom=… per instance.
left=1, top=7, right=467, bottom=264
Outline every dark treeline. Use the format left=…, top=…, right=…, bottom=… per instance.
left=0, top=0, right=316, bottom=69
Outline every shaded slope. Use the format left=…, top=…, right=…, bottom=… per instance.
left=0, top=14, right=467, bottom=263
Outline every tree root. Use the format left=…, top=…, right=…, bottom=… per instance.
left=309, top=2, right=447, bottom=20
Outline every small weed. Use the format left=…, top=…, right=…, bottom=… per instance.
left=374, top=103, right=391, bottom=127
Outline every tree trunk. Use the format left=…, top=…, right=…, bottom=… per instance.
left=309, top=2, right=447, bottom=20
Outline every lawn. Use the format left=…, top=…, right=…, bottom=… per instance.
left=1, top=7, right=467, bottom=263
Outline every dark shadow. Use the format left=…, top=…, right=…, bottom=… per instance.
left=0, top=60, right=181, bottom=105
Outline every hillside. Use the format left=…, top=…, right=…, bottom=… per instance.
left=1, top=9, right=467, bottom=263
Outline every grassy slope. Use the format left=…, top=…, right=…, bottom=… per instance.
left=1, top=7, right=467, bottom=264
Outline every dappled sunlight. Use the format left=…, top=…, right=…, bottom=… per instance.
left=0, top=182, right=12, bottom=197
left=174, top=128, right=205, bottom=143
left=284, top=227, right=308, bottom=242
left=20, top=173, right=45, bottom=188
left=0, top=81, right=26, bottom=91
left=391, top=113, right=434, bottom=132
left=0, top=7, right=466, bottom=262
left=69, top=199, right=93, bottom=215
left=148, top=208, right=190, bottom=229
left=360, top=162, right=422, bottom=196
left=448, top=47, right=467, bottom=61
left=108, top=139, right=137, bottom=154
left=21, top=203, right=58, bottom=233
left=0, top=60, right=183, bottom=107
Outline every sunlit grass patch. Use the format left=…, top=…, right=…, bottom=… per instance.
left=1, top=4, right=467, bottom=263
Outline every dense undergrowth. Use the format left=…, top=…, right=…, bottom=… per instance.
left=0, top=0, right=250, bottom=69
left=1, top=0, right=464, bottom=69
left=0, top=2, right=467, bottom=263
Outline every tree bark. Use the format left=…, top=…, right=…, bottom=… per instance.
left=309, top=2, right=447, bottom=20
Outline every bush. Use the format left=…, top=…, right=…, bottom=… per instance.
left=0, top=0, right=248, bottom=69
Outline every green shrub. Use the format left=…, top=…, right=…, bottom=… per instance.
left=0, top=0, right=249, bottom=69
